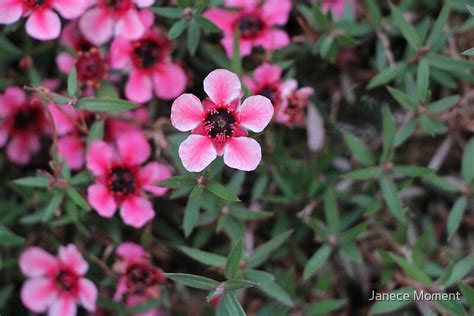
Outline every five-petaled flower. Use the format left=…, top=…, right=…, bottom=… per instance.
left=86, top=132, right=171, bottom=228
left=19, top=244, right=98, bottom=316
left=204, top=0, right=292, bottom=57
left=0, top=0, right=89, bottom=40
left=171, top=69, right=273, bottom=172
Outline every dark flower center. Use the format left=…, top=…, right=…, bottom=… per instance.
left=75, top=48, right=107, bottom=86
left=13, top=106, right=40, bottom=130
left=109, top=167, right=136, bottom=194
left=23, top=0, right=50, bottom=9
left=238, top=15, right=263, bottom=38
left=126, top=262, right=165, bottom=294
left=102, top=0, right=132, bottom=12
left=204, top=108, right=236, bottom=142
left=133, top=39, right=161, bottom=69
left=55, top=269, right=78, bottom=293
left=258, top=86, right=277, bottom=103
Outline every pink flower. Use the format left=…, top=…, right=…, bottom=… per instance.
left=0, top=86, right=49, bottom=165
left=79, top=0, right=155, bottom=46
left=171, top=69, right=273, bottom=172
left=86, top=132, right=171, bottom=228
left=0, top=0, right=89, bottom=40
left=113, top=242, right=167, bottom=316
left=243, top=63, right=283, bottom=110
left=204, top=0, right=292, bottom=57
left=275, top=80, right=314, bottom=127
left=19, top=244, right=98, bottom=316
left=321, top=0, right=359, bottom=20
left=110, top=25, right=187, bottom=103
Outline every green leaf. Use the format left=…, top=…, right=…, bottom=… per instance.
left=461, top=47, right=474, bottom=56
left=245, top=269, right=275, bottom=284
left=369, top=287, right=414, bottom=314
left=78, top=98, right=137, bottom=113
left=183, top=185, right=203, bottom=237
left=344, top=167, right=381, bottom=180
left=67, top=67, right=77, bottom=97
left=365, top=0, right=381, bottom=26
left=419, top=115, right=447, bottom=136
left=395, top=117, right=417, bottom=147
left=179, top=246, right=226, bottom=267
left=343, top=133, right=374, bottom=165
left=443, top=255, right=474, bottom=287
left=66, top=187, right=90, bottom=211
left=416, top=59, right=429, bottom=102
left=186, top=19, right=200, bottom=55
left=303, top=244, right=331, bottom=280
left=221, top=292, right=245, bottom=316
left=426, top=95, right=460, bottom=113
left=319, top=35, right=334, bottom=58
left=168, top=19, right=188, bottom=39
left=165, top=273, right=219, bottom=290
left=393, top=166, right=433, bottom=177
left=156, top=176, right=195, bottom=189
left=195, top=16, right=220, bottom=33
left=13, top=176, right=49, bottom=187
left=379, top=176, right=404, bottom=222
left=387, top=87, right=418, bottom=110
left=224, top=279, right=256, bottom=290
left=323, top=188, right=340, bottom=233
left=248, top=230, right=292, bottom=268
left=340, top=241, right=363, bottom=263
left=389, top=3, right=420, bottom=49
left=461, top=138, right=474, bottom=182
left=0, top=285, right=14, bottom=309
left=367, top=63, right=406, bottom=89
left=207, top=182, right=240, bottom=202
left=447, top=197, right=467, bottom=241
left=305, top=299, right=346, bottom=315
left=229, top=207, right=272, bottom=220
left=459, top=283, right=474, bottom=306
left=391, top=254, right=432, bottom=285
left=225, top=239, right=244, bottom=279
left=381, top=107, right=396, bottom=162
left=423, top=173, right=459, bottom=193
left=231, top=28, right=241, bottom=73
left=0, top=224, right=25, bottom=246
left=42, top=191, right=64, bottom=222
left=151, top=7, right=182, bottom=18
left=86, top=120, right=104, bottom=150
left=257, top=281, right=294, bottom=307
left=426, top=0, right=452, bottom=46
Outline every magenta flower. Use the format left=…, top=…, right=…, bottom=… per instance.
left=275, top=79, right=314, bottom=127
left=243, top=63, right=283, bottom=110
left=110, top=26, right=187, bottom=103
left=113, top=242, right=166, bottom=315
left=204, top=0, right=292, bottom=57
left=0, top=0, right=89, bottom=40
left=19, top=244, right=97, bottom=316
left=0, top=86, right=49, bottom=165
left=79, top=0, right=155, bottom=46
left=86, top=132, right=171, bottom=228
left=171, top=69, right=273, bottom=172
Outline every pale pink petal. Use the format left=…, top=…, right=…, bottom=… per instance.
left=223, top=137, right=261, bottom=171
left=134, top=0, right=154, bottom=8
left=203, top=8, right=237, bottom=33
left=88, top=184, right=117, bottom=218
left=238, top=95, right=274, bottom=132
left=281, top=78, right=297, bottom=97
left=49, top=105, right=76, bottom=135
left=117, top=242, right=146, bottom=261
left=113, top=277, right=127, bottom=300
left=225, top=0, right=257, bottom=10
left=21, top=278, right=57, bottom=313
left=140, top=162, right=172, bottom=196
left=7, top=135, right=36, bottom=165
left=56, top=53, right=75, bottom=73
left=255, top=29, right=290, bottom=51
left=20, top=247, right=58, bottom=278
left=86, top=140, right=114, bottom=176
left=261, top=0, right=291, bottom=25
left=48, top=296, right=77, bottom=316
left=254, top=63, right=282, bottom=84
left=203, top=69, right=241, bottom=105
left=58, top=244, right=88, bottom=275
left=296, top=87, right=314, bottom=99
left=79, top=8, right=114, bottom=46
left=115, top=9, right=145, bottom=40
left=153, top=63, right=187, bottom=100
left=78, top=278, right=97, bottom=312
left=26, top=9, right=61, bottom=40
left=57, top=136, right=85, bottom=170
left=53, top=0, right=89, bottom=19
left=120, top=196, right=155, bottom=228
left=170, top=94, right=203, bottom=132
left=178, top=135, right=217, bottom=172
left=0, top=87, right=26, bottom=117
left=125, top=71, right=153, bottom=103
left=59, top=20, right=78, bottom=47
left=221, top=35, right=253, bottom=58
left=110, top=37, right=133, bottom=69
left=0, top=0, right=23, bottom=24
left=117, top=132, right=150, bottom=165
left=138, top=9, right=155, bottom=28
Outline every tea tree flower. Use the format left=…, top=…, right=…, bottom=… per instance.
left=19, top=244, right=97, bottom=316
left=171, top=69, right=273, bottom=172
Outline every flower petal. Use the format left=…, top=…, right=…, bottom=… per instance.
left=7, top=135, right=37, bottom=165
left=203, top=69, right=241, bottom=105
left=21, top=278, right=57, bottom=313
left=221, top=35, right=253, bottom=57
left=53, top=0, right=89, bottom=19
left=116, top=242, right=146, bottom=261
left=88, top=184, right=117, bottom=218
left=140, top=162, right=172, bottom=196
left=110, top=37, right=133, bottom=69
left=58, top=244, right=88, bottom=275
left=0, top=0, right=23, bottom=24
left=125, top=71, right=153, bottom=103
left=223, top=137, right=261, bottom=171
left=238, top=95, right=274, bottom=132
left=0, top=125, right=7, bottom=147
left=178, top=134, right=217, bottom=172
left=120, top=196, right=155, bottom=228
left=117, top=132, right=150, bottom=165
left=86, top=140, right=114, bottom=176
left=225, top=0, right=257, bottom=10
left=134, top=0, right=155, bottom=8
left=48, top=296, right=77, bottom=316
left=170, top=94, right=203, bottom=132
left=153, top=63, right=187, bottom=100
left=0, top=86, right=26, bottom=117
left=261, top=0, right=291, bottom=25
left=57, top=136, right=85, bottom=170
left=26, top=9, right=61, bottom=40
left=78, top=278, right=97, bottom=312
left=203, top=8, right=237, bottom=33
left=56, top=52, right=76, bottom=74
left=254, top=63, right=282, bottom=84
left=20, top=247, right=58, bottom=278
left=255, top=29, right=290, bottom=51
left=79, top=8, right=114, bottom=46
left=114, top=9, right=144, bottom=40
